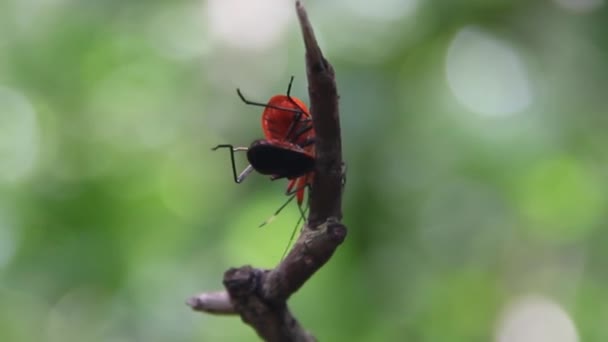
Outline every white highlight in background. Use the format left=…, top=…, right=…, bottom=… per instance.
left=338, top=0, right=418, bottom=20
left=446, top=26, right=532, bottom=118
left=496, top=295, right=579, bottom=342
left=147, top=3, right=210, bottom=60
left=206, top=0, right=292, bottom=50
left=554, top=0, right=604, bottom=13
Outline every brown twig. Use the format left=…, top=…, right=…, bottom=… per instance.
left=188, top=2, right=346, bottom=341
left=187, top=291, right=235, bottom=315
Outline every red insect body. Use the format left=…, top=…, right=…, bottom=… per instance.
left=212, top=78, right=316, bottom=256
left=287, top=173, right=312, bottom=206
left=262, top=95, right=313, bottom=145
left=212, top=77, right=315, bottom=226
left=262, top=95, right=315, bottom=206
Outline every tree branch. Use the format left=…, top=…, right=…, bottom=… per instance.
left=187, top=291, right=235, bottom=315
left=188, top=2, right=346, bottom=341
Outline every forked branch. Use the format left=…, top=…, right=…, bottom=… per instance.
left=188, top=2, right=346, bottom=341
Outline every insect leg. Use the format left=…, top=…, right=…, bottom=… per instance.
left=236, top=89, right=303, bottom=114
left=211, top=144, right=250, bottom=184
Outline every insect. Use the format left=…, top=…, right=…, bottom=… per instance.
left=212, top=76, right=315, bottom=217
left=212, top=77, right=315, bottom=257
left=212, top=138, right=315, bottom=206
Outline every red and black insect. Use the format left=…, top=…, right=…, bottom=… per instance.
left=212, top=77, right=315, bottom=256
left=212, top=77, right=315, bottom=222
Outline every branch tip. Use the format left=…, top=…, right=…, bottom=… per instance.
left=187, top=291, right=236, bottom=315
left=296, top=1, right=326, bottom=71
left=190, top=2, right=343, bottom=340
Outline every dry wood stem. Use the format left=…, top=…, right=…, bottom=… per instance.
left=188, top=2, right=346, bottom=341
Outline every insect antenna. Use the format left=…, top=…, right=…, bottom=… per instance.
left=258, top=193, right=297, bottom=228
left=280, top=202, right=309, bottom=261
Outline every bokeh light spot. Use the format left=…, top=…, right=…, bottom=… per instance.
left=146, top=3, right=209, bottom=60
left=553, top=0, right=604, bottom=13
left=446, top=26, right=532, bottom=117
left=339, top=0, right=418, bottom=20
left=0, top=86, right=39, bottom=183
left=206, top=0, right=292, bottom=50
left=318, top=0, right=419, bottom=65
left=496, top=295, right=579, bottom=342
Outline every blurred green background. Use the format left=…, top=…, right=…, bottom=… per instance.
left=1, top=0, right=607, bottom=341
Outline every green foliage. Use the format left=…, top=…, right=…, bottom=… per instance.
left=1, top=1, right=607, bottom=341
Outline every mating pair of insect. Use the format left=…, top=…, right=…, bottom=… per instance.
left=213, top=77, right=315, bottom=252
